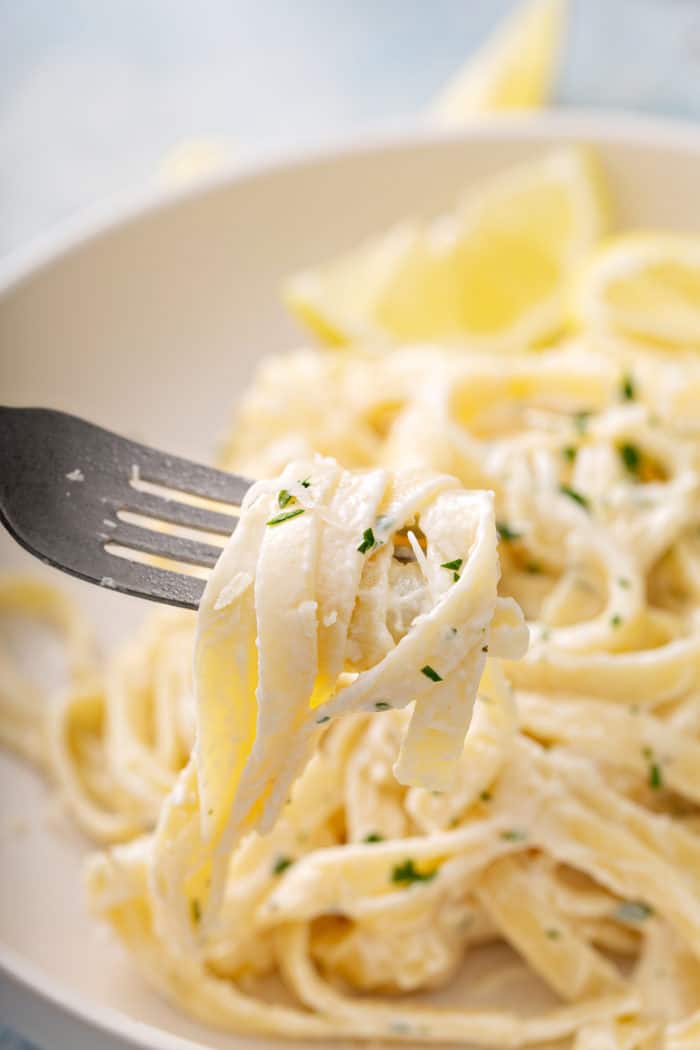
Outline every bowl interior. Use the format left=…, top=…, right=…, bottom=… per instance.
left=2, top=113, right=700, bottom=1050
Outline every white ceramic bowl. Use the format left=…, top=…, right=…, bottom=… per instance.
left=2, top=112, right=700, bottom=1050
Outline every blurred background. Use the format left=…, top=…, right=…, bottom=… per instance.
left=2, top=3, right=700, bottom=1048
left=2, top=0, right=700, bottom=263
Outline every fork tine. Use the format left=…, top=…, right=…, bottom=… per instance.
left=104, top=492, right=237, bottom=536
left=131, top=446, right=250, bottom=504
left=96, top=556, right=206, bottom=609
left=0, top=406, right=252, bottom=609
left=106, top=522, right=223, bottom=568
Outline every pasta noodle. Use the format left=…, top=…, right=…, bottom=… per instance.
left=4, top=289, right=700, bottom=1046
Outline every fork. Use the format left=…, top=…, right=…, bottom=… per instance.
left=0, top=406, right=251, bottom=610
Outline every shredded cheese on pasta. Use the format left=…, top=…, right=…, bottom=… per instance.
left=149, top=460, right=527, bottom=949
left=3, top=336, right=700, bottom=1048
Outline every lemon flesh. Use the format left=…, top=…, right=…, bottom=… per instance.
left=285, top=146, right=609, bottom=353
left=431, top=0, right=566, bottom=123
left=576, top=234, right=700, bottom=348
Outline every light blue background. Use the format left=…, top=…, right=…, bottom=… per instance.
left=2, top=0, right=700, bottom=263
left=1, top=1, right=700, bottom=1046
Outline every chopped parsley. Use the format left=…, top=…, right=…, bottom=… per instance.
left=643, top=747, right=663, bottom=789
left=267, top=508, right=305, bottom=527
left=421, top=665, right=443, bottom=683
left=299, top=477, right=311, bottom=488
left=388, top=1022, right=413, bottom=1035
left=562, top=446, right=578, bottom=463
left=277, top=489, right=295, bottom=509
left=496, top=522, right=522, bottom=542
left=374, top=700, right=391, bottom=710
left=500, top=828, right=528, bottom=842
left=316, top=715, right=330, bottom=724
left=525, top=562, right=542, bottom=574
left=479, top=790, right=492, bottom=802
left=363, top=832, right=384, bottom=844
left=617, top=577, right=631, bottom=589
left=357, top=527, right=377, bottom=554
left=272, top=855, right=294, bottom=876
left=190, top=898, right=201, bottom=925
left=391, top=859, right=437, bottom=885
left=545, top=928, right=561, bottom=940
left=610, top=614, right=623, bottom=628
left=621, top=374, right=636, bottom=401
left=559, top=484, right=590, bottom=511
left=615, top=900, right=653, bottom=924
left=573, top=410, right=592, bottom=434
left=441, top=557, right=463, bottom=582
left=649, top=762, right=663, bottom=790
left=619, top=442, right=641, bottom=475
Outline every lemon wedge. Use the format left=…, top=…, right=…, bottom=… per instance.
left=575, top=234, right=700, bottom=348
left=285, top=146, right=609, bottom=352
left=431, top=0, right=566, bottom=123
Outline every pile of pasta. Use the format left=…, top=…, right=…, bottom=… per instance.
left=3, top=335, right=700, bottom=1049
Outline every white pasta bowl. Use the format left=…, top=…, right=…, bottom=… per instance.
left=1, top=111, right=700, bottom=1050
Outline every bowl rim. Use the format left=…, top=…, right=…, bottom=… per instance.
left=3, top=106, right=700, bottom=1050
left=2, top=108, right=700, bottom=298
left=0, top=941, right=213, bottom=1050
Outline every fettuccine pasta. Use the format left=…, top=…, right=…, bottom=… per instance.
left=147, top=460, right=527, bottom=952
left=4, top=164, right=700, bottom=1049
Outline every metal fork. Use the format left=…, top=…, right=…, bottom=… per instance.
left=0, top=406, right=251, bottom=610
